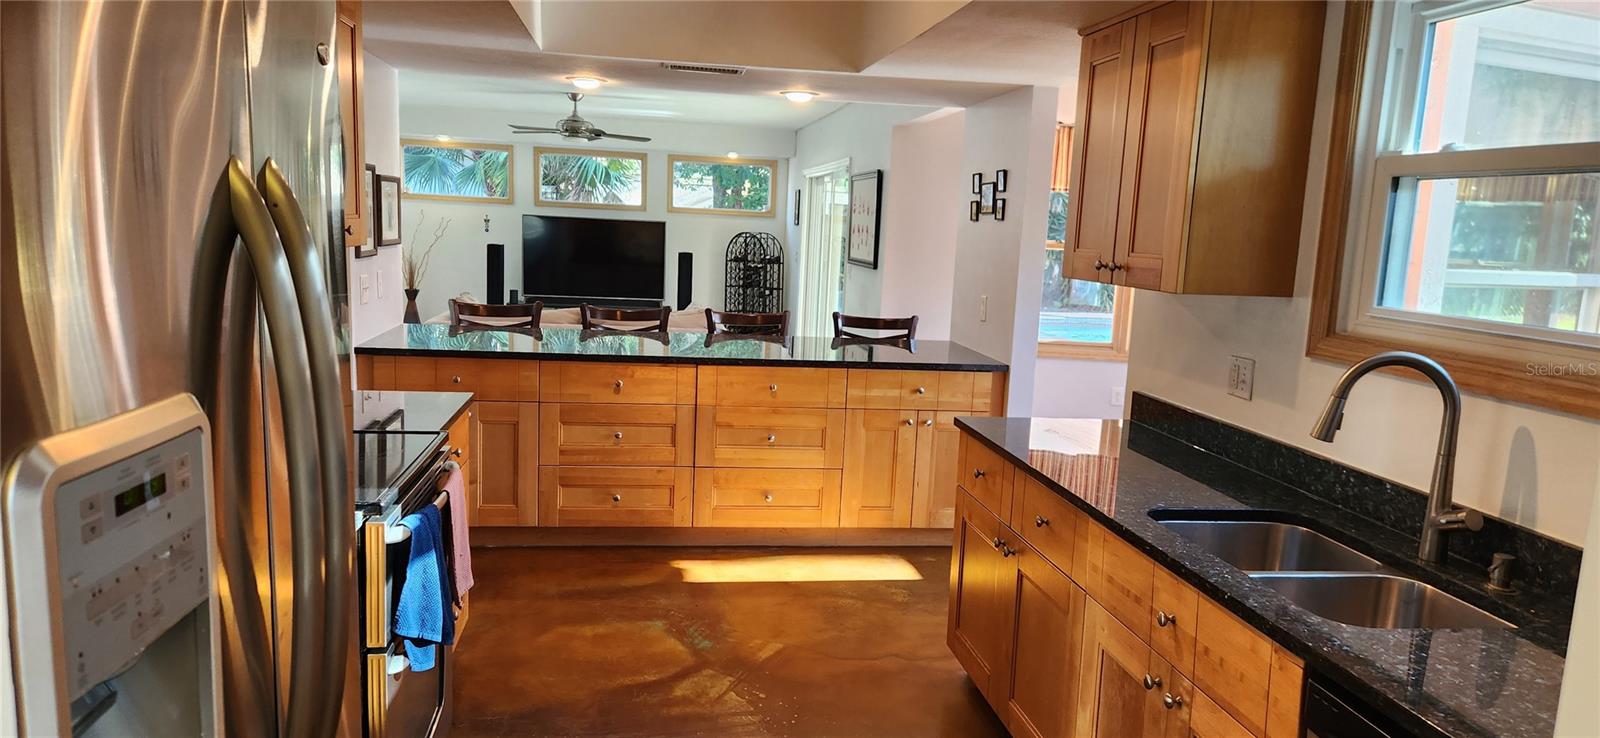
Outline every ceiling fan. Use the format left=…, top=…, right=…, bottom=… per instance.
left=507, top=92, right=652, bottom=142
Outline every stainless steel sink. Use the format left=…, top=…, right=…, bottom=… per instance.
left=1156, top=519, right=1385, bottom=572
left=1249, top=573, right=1514, bottom=630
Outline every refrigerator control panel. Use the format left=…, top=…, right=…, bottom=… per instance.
left=51, top=427, right=210, bottom=700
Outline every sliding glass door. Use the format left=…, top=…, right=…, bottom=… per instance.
left=797, top=159, right=851, bottom=337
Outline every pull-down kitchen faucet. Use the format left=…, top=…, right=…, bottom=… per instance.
left=1310, top=351, right=1482, bottom=564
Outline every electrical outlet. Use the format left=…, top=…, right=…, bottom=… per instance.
left=1228, top=355, right=1255, bottom=400
left=359, top=273, right=371, bottom=305
left=1110, top=386, right=1125, bottom=407
left=979, top=295, right=989, bottom=322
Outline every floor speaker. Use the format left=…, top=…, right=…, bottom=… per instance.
left=676, top=252, right=692, bottom=310
left=487, top=243, right=505, bottom=304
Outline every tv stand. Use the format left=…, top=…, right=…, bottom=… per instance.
left=526, top=295, right=664, bottom=310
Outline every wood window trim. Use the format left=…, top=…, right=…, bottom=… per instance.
left=1038, top=285, right=1132, bottom=362
left=666, top=154, right=779, bottom=217
left=1306, top=1, right=1600, bottom=419
left=533, top=145, right=648, bottom=212
left=399, top=139, right=515, bottom=204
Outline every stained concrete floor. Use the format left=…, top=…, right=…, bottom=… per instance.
left=451, top=546, right=1009, bottom=738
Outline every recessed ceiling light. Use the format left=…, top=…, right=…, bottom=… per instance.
left=727, top=152, right=740, bottom=159
left=780, top=90, right=818, bottom=103
left=434, top=134, right=451, bottom=142
left=568, top=76, right=604, bottom=90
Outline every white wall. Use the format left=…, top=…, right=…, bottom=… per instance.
left=1557, top=500, right=1600, bottom=735
left=877, top=109, right=965, bottom=339
left=398, top=105, right=796, bottom=319
left=349, top=54, right=405, bottom=346
left=948, top=86, right=1059, bottom=413
left=784, top=103, right=936, bottom=319
left=1034, top=357, right=1127, bottom=418
left=1124, top=5, right=1600, bottom=547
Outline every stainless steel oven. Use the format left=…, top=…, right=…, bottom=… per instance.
left=356, top=432, right=456, bottom=738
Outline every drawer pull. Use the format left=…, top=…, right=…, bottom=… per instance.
left=1034, top=515, right=1049, bottom=528
left=763, top=493, right=774, bottom=503
left=972, top=469, right=986, bottom=480
left=613, top=431, right=624, bottom=440
left=767, top=434, right=777, bottom=444
left=451, top=447, right=463, bottom=458
left=451, top=375, right=462, bottom=384
left=1143, top=674, right=1162, bottom=691
left=915, top=386, right=927, bottom=395
left=611, top=494, right=622, bottom=503
left=904, top=418, right=914, bottom=426
left=769, top=383, right=778, bottom=394
left=1001, top=546, right=1016, bottom=558
left=1156, top=610, right=1175, bottom=627
left=923, top=419, right=934, bottom=427
left=613, top=379, right=624, bottom=391
left=1162, top=693, right=1183, bottom=710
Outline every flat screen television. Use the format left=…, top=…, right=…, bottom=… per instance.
left=522, top=214, right=666, bottom=306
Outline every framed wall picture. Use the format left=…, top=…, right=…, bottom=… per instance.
left=971, top=172, right=983, bottom=194
left=353, top=164, right=378, bottom=258
left=969, top=200, right=980, bottom=222
left=996, top=169, right=1009, bottom=192
left=794, top=189, right=802, bottom=226
left=847, top=169, right=883, bottom=269
left=994, top=197, right=1007, bottom=221
left=375, top=173, right=402, bottom=246
left=979, top=181, right=997, bottom=215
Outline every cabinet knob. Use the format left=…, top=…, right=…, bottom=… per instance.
left=344, top=223, right=354, bottom=236
left=972, top=469, right=986, bottom=480
left=613, top=379, right=624, bottom=391
left=1034, top=515, right=1049, bottom=528
left=1109, top=262, right=1125, bottom=272
left=451, top=448, right=463, bottom=458
left=613, top=431, right=624, bottom=440
left=1143, top=674, right=1162, bottom=691
left=1162, top=693, right=1184, bottom=710
left=904, top=418, right=915, bottom=426
left=763, top=493, right=774, bottom=503
left=915, top=386, right=927, bottom=395
left=767, top=434, right=777, bottom=444
left=990, top=537, right=1004, bottom=550
left=611, top=494, right=622, bottom=503
left=451, top=375, right=462, bottom=384
left=1156, top=611, right=1175, bottom=628
left=1093, top=259, right=1107, bottom=271
left=769, top=383, right=778, bottom=394
left=923, top=419, right=934, bottom=427
left=1002, top=546, right=1016, bottom=558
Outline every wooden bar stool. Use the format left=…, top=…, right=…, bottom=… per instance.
left=705, top=308, right=789, bottom=337
left=580, top=304, right=671, bottom=333
left=832, top=312, right=918, bottom=340
left=449, top=299, right=543, bottom=328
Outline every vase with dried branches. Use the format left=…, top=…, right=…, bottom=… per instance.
left=401, top=211, right=451, bottom=323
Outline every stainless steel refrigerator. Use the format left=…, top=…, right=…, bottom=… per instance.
left=2, top=2, right=357, bottom=736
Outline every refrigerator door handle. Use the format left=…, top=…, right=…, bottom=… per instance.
left=256, top=158, right=353, bottom=738
left=189, top=156, right=329, bottom=738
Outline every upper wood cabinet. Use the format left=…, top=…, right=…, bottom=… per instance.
left=334, top=0, right=366, bottom=247
left=1065, top=1, right=1325, bottom=296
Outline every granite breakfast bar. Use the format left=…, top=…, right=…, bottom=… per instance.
left=354, top=323, right=1009, bottom=533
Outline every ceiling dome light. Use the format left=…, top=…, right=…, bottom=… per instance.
left=780, top=90, right=817, bottom=103
left=568, top=76, right=604, bottom=90
left=726, top=152, right=740, bottom=159
left=434, top=134, right=451, bottom=142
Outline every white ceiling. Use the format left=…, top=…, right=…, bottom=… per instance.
left=366, top=0, right=1143, bottom=131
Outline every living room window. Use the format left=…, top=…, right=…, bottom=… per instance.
left=1040, top=124, right=1130, bottom=359
left=401, top=139, right=513, bottom=203
left=535, top=146, right=647, bottom=210
left=668, top=155, right=777, bottom=216
left=1311, top=0, right=1600, bottom=416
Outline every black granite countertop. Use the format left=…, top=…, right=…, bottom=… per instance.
left=354, top=324, right=1007, bottom=372
left=351, top=390, right=471, bottom=514
left=956, top=415, right=1569, bottom=738
left=353, top=389, right=472, bottom=434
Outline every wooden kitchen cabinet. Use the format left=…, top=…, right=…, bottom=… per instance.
left=911, top=411, right=962, bottom=528
left=996, top=539, right=1086, bottom=738
left=1064, top=0, right=1324, bottom=296
left=445, top=403, right=475, bottom=518
left=470, top=401, right=537, bottom=526
left=1077, top=600, right=1171, bottom=738
left=334, top=0, right=365, bottom=247
left=948, top=489, right=1015, bottom=708
left=841, top=409, right=918, bottom=527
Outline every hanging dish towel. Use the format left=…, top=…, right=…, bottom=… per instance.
left=394, top=504, right=455, bottom=671
left=441, top=466, right=474, bottom=603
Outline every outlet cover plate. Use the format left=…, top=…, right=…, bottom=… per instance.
left=1228, top=355, right=1255, bottom=401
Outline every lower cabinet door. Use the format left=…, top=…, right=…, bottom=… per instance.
left=841, top=409, right=917, bottom=527
left=1186, top=688, right=1249, bottom=738
left=470, top=401, right=538, bottom=526
left=1077, top=600, right=1166, bottom=738
left=947, top=489, right=1015, bottom=707
left=998, top=539, right=1087, bottom=738
left=692, top=468, right=842, bottom=527
left=537, top=466, right=693, bottom=527
left=911, top=411, right=962, bottom=528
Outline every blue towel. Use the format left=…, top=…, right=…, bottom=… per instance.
left=394, top=504, right=455, bottom=671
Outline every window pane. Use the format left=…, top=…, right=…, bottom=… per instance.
left=1377, top=172, right=1600, bottom=339
left=1415, top=2, right=1600, bottom=152
left=671, top=160, right=773, bottom=213
left=1046, top=190, right=1069, bottom=243
left=538, top=152, right=644, bottom=206
left=403, top=143, right=511, bottom=200
left=1041, top=249, right=1117, bottom=343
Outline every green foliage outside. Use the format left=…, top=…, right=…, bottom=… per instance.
left=403, top=144, right=510, bottom=199
left=673, top=161, right=771, bottom=211
left=1047, top=190, right=1069, bottom=243
left=540, top=153, right=642, bottom=205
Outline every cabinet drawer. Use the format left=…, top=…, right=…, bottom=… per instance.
left=537, top=466, right=692, bottom=527
left=436, top=358, right=537, bottom=401
left=539, top=362, right=695, bottom=405
left=369, top=356, right=437, bottom=391
left=697, top=366, right=846, bottom=408
left=695, top=407, right=845, bottom=468
left=1193, top=597, right=1274, bottom=736
left=539, top=403, right=694, bottom=466
left=1079, top=524, right=1156, bottom=645
left=958, top=433, right=1014, bottom=521
left=1016, top=475, right=1079, bottom=573
left=693, top=468, right=841, bottom=527
left=1150, top=566, right=1199, bottom=676
left=846, top=369, right=985, bottom=411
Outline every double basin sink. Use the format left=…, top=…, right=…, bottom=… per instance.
left=1153, top=515, right=1513, bottom=630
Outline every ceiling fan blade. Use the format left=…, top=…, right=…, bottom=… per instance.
left=594, top=131, right=652, bottom=143
left=508, top=124, right=561, bottom=132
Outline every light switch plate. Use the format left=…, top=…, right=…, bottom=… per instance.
left=1228, top=355, right=1255, bottom=400
left=1110, top=386, right=1125, bottom=407
left=376, top=269, right=384, bottom=299
left=359, top=273, right=371, bottom=305
left=979, top=295, right=989, bottom=322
